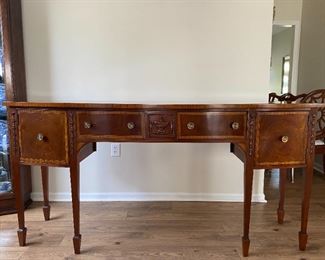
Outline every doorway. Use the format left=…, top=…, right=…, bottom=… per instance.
left=269, top=22, right=300, bottom=95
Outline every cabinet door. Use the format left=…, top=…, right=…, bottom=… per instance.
left=254, top=111, right=309, bottom=168
left=19, top=110, right=69, bottom=166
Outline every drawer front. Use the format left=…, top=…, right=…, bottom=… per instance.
left=178, top=112, right=246, bottom=139
left=77, top=112, right=144, bottom=139
left=255, top=112, right=308, bottom=167
left=19, top=110, right=68, bottom=165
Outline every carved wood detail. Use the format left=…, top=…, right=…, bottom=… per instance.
left=301, top=90, right=325, bottom=140
left=150, top=120, right=173, bottom=135
left=147, top=113, right=176, bottom=138
left=247, top=111, right=256, bottom=157
left=308, top=109, right=318, bottom=156
left=68, top=111, right=76, bottom=157
left=8, top=109, right=19, bottom=157
left=269, top=92, right=307, bottom=104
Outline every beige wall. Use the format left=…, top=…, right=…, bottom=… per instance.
left=21, top=0, right=273, bottom=202
left=274, top=0, right=303, bottom=22
left=297, top=0, right=325, bottom=172
left=270, top=28, right=295, bottom=94
left=298, top=0, right=325, bottom=93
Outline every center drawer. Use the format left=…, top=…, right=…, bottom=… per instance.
left=77, top=111, right=144, bottom=139
left=178, top=112, right=246, bottom=140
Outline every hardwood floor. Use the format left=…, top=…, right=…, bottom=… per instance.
left=1, top=170, right=325, bottom=259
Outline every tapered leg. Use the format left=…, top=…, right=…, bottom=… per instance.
left=323, top=154, right=325, bottom=174
left=8, top=110, right=27, bottom=246
left=242, top=162, right=254, bottom=257
left=277, top=168, right=287, bottom=224
left=299, top=165, right=313, bottom=251
left=12, top=162, right=27, bottom=246
left=41, top=166, right=51, bottom=221
left=70, top=161, right=81, bottom=254
left=290, top=168, right=295, bottom=183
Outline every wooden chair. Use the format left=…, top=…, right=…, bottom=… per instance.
left=268, top=92, right=307, bottom=104
left=269, top=89, right=325, bottom=224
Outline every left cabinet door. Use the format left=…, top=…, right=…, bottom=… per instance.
left=0, top=0, right=32, bottom=215
left=19, top=110, right=69, bottom=166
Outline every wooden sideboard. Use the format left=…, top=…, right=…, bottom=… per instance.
left=4, top=101, right=323, bottom=257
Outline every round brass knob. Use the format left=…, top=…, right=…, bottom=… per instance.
left=281, top=136, right=289, bottom=143
left=127, top=122, right=135, bottom=130
left=231, top=122, right=240, bottom=130
left=37, top=133, right=44, bottom=141
left=187, top=122, right=195, bottom=130
left=84, top=121, right=92, bottom=129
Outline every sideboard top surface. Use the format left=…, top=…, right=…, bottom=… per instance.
left=4, top=101, right=323, bottom=110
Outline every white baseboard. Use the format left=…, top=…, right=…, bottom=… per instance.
left=314, top=161, right=324, bottom=174
left=31, top=192, right=266, bottom=203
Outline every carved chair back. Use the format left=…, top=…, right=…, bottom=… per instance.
left=268, top=92, right=307, bottom=104
left=269, top=89, right=325, bottom=140
left=301, top=89, right=325, bottom=140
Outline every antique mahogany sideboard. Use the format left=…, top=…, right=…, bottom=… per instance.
left=4, top=101, right=323, bottom=257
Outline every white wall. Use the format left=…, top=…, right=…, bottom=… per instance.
left=270, top=27, right=294, bottom=94
left=21, top=0, right=273, bottom=202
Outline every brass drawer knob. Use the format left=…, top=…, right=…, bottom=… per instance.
left=127, top=122, right=135, bottom=130
left=187, top=122, right=195, bottom=130
left=281, top=136, right=289, bottom=143
left=84, top=121, right=92, bottom=129
left=37, top=133, right=44, bottom=141
left=231, top=122, right=240, bottom=130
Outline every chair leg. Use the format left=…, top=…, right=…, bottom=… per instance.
left=290, top=168, right=295, bottom=183
left=277, top=168, right=287, bottom=224
left=299, top=164, right=314, bottom=250
left=323, top=154, right=325, bottom=174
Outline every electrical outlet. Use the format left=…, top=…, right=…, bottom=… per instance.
left=111, top=143, right=121, bottom=157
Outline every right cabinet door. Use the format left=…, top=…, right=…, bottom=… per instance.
left=254, top=111, right=309, bottom=168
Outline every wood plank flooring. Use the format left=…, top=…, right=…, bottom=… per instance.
left=2, top=170, right=325, bottom=259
